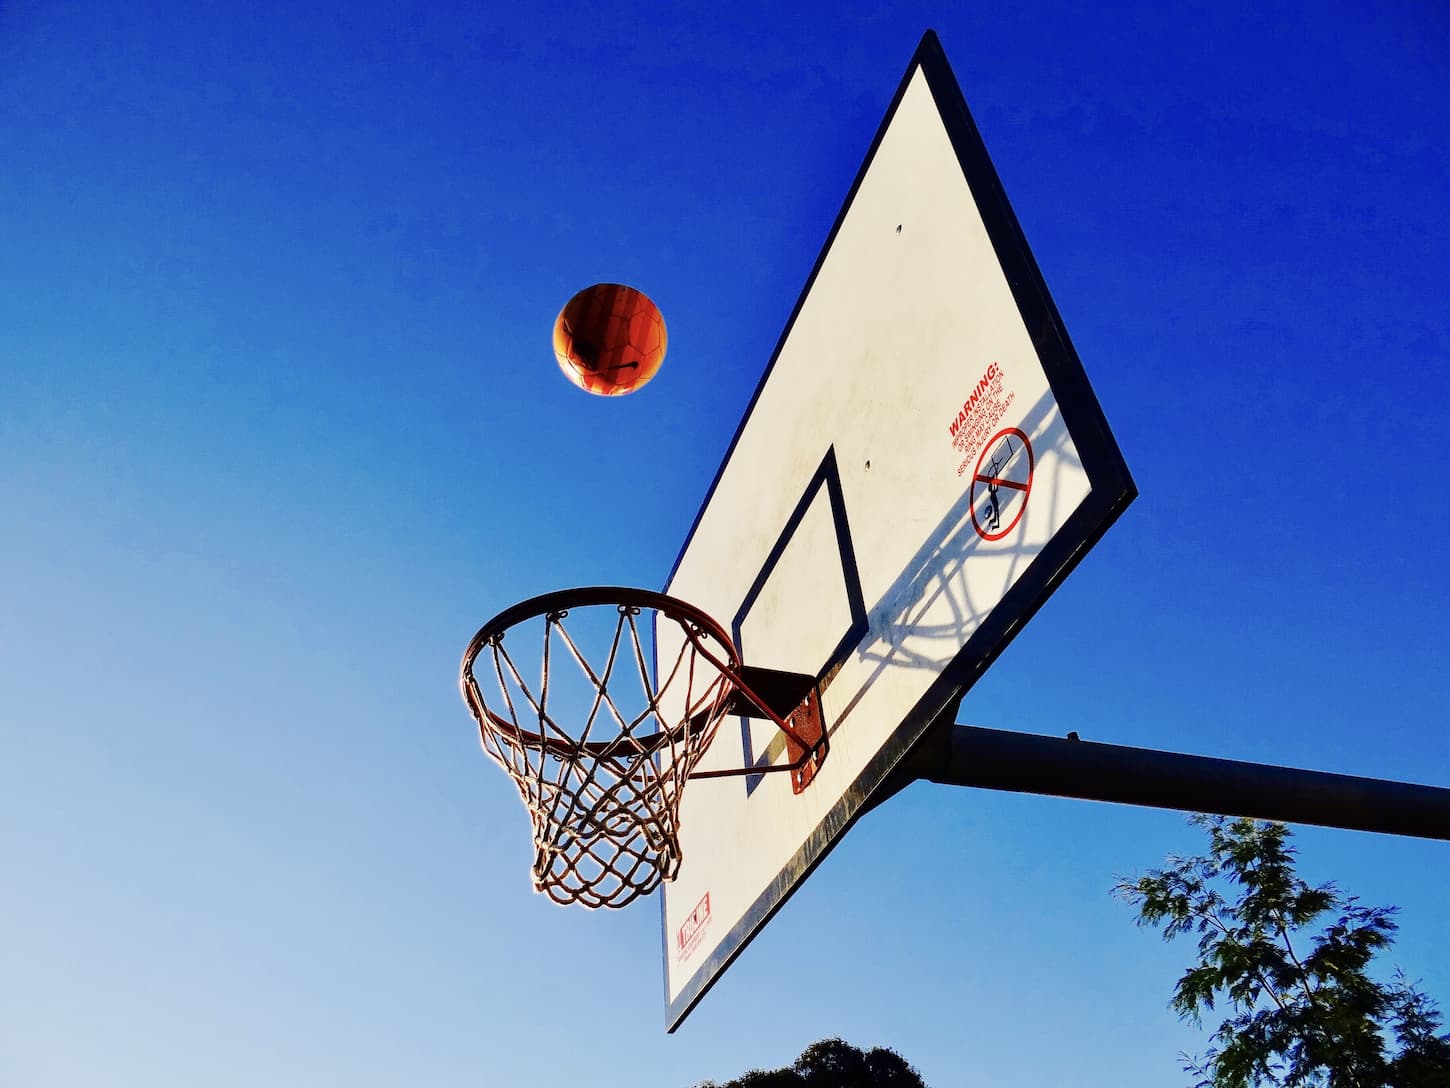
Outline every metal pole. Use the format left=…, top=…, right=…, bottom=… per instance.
left=904, top=725, right=1450, bottom=841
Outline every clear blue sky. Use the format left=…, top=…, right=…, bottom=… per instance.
left=3, top=2, right=1447, bottom=1085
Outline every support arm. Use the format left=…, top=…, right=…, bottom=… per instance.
left=880, top=724, right=1450, bottom=841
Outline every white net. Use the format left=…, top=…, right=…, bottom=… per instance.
left=461, top=593, right=740, bottom=909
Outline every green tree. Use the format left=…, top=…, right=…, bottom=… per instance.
left=693, top=1037, right=927, bottom=1088
left=1116, top=814, right=1450, bottom=1088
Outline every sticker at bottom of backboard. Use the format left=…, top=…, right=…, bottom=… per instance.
left=677, top=892, right=712, bottom=962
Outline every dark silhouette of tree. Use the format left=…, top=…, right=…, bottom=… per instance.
left=1116, top=814, right=1450, bottom=1087
left=693, top=1037, right=927, bottom=1088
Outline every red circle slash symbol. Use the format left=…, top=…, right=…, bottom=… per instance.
left=969, top=428, right=1034, bottom=541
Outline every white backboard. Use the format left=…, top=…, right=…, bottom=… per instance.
left=659, top=31, right=1135, bottom=1030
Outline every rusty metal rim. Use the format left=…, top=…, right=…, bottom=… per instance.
left=459, top=586, right=740, bottom=759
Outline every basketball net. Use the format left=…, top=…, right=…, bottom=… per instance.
left=460, top=593, right=740, bottom=909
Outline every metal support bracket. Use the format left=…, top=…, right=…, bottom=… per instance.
left=867, top=722, right=1450, bottom=841
left=688, top=666, right=827, bottom=793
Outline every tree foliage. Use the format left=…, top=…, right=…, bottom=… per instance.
left=693, top=1037, right=927, bottom=1088
left=1116, top=815, right=1450, bottom=1088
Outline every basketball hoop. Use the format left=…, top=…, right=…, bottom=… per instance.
left=460, top=587, right=827, bottom=909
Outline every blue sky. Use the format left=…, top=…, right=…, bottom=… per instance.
left=2, top=2, right=1447, bottom=1085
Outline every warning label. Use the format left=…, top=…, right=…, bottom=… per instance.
left=950, top=362, right=1017, bottom=477
left=969, top=428, right=1034, bottom=540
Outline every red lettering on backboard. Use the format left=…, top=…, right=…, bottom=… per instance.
left=677, top=892, right=711, bottom=961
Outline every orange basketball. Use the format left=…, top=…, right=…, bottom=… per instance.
left=552, top=283, right=667, bottom=396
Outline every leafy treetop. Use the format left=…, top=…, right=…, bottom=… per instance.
left=693, top=1037, right=927, bottom=1088
left=1116, top=814, right=1450, bottom=1088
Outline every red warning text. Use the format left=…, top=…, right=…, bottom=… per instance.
left=948, top=361, right=1001, bottom=439
left=949, top=362, right=1017, bottom=476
